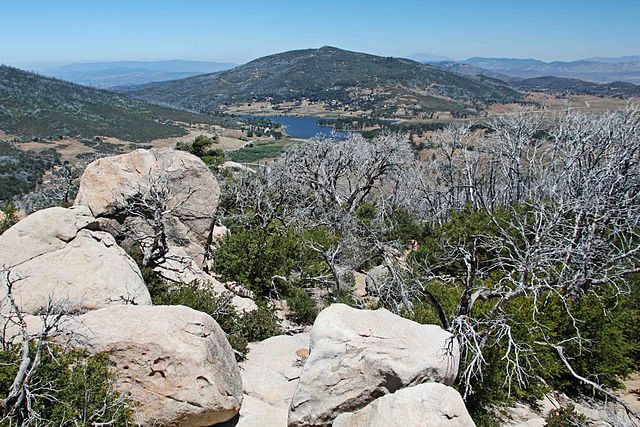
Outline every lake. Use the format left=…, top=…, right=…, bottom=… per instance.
left=244, top=115, right=352, bottom=139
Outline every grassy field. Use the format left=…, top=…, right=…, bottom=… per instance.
left=227, top=140, right=286, bottom=163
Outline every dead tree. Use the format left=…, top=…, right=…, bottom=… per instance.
left=219, top=133, right=418, bottom=300
left=0, top=268, right=66, bottom=422
left=371, top=105, right=640, bottom=414
left=124, top=173, right=197, bottom=268
left=0, top=267, right=130, bottom=425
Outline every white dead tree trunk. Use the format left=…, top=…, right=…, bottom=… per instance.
left=0, top=268, right=66, bottom=422
left=124, top=174, right=197, bottom=268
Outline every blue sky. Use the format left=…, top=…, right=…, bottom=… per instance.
left=1, top=0, right=638, bottom=67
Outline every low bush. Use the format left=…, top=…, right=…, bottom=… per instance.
left=286, top=287, right=319, bottom=325
left=153, top=281, right=280, bottom=355
left=0, top=202, right=19, bottom=234
left=544, top=404, right=587, bottom=427
left=0, top=344, right=131, bottom=425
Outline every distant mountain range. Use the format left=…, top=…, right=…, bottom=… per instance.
left=37, top=60, right=236, bottom=88
left=428, top=61, right=515, bottom=81
left=511, top=76, right=640, bottom=97
left=427, top=56, right=640, bottom=84
left=583, top=55, right=640, bottom=64
left=428, top=60, right=640, bottom=97
left=124, top=46, right=522, bottom=117
left=0, top=66, right=227, bottom=142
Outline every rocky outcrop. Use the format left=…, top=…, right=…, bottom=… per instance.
left=0, top=206, right=151, bottom=314
left=502, top=392, right=639, bottom=427
left=65, top=305, right=242, bottom=426
left=364, top=264, right=390, bottom=293
left=288, top=304, right=459, bottom=426
left=332, top=383, right=475, bottom=427
left=236, top=333, right=310, bottom=426
left=74, top=148, right=220, bottom=268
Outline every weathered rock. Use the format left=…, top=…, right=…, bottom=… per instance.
left=353, top=271, right=367, bottom=297
left=364, top=264, right=390, bottom=294
left=235, top=395, right=289, bottom=427
left=0, top=206, right=151, bottom=314
left=288, top=304, right=459, bottom=426
left=74, top=148, right=220, bottom=267
left=221, top=333, right=310, bottom=427
left=65, top=305, right=242, bottom=426
left=242, top=333, right=310, bottom=407
left=502, top=391, right=639, bottom=427
left=332, top=383, right=475, bottom=427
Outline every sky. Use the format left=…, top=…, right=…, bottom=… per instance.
left=1, top=0, right=639, bottom=67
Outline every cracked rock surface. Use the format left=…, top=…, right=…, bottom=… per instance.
left=65, top=305, right=243, bottom=426
left=288, top=304, right=460, bottom=426
left=0, top=206, right=151, bottom=314
left=332, top=383, right=476, bottom=427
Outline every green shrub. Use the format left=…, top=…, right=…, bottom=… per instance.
left=176, top=134, right=225, bottom=167
left=0, top=344, right=131, bottom=425
left=225, top=303, right=281, bottom=353
left=286, top=287, right=319, bottom=325
left=213, top=226, right=299, bottom=297
left=213, top=225, right=335, bottom=298
left=0, top=202, right=19, bottom=234
left=544, top=404, right=587, bottom=427
left=201, top=148, right=226, bottom=167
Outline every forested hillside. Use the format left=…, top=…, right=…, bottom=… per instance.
left=127, top=46, right=523, bottom=117
left=0, top=66, right=229, bottom=141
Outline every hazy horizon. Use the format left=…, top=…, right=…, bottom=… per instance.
left=2, top=0, right=639, bottom=68
left=7, top=49, right=640, bottom=73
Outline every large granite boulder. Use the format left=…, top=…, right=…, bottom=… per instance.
left=288, top=304, right=459, bottom=426
left=0, top=206, right=151, bottom=314
left=74, top=148, right=220, bottom=268
left=332, top=383, right=475, bottom=427
left=236, top=333, right=310, bottom=426
left=65, top=305, right=242, bottom=426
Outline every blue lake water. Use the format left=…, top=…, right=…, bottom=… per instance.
left=244, top=115, right=352, bottom=139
